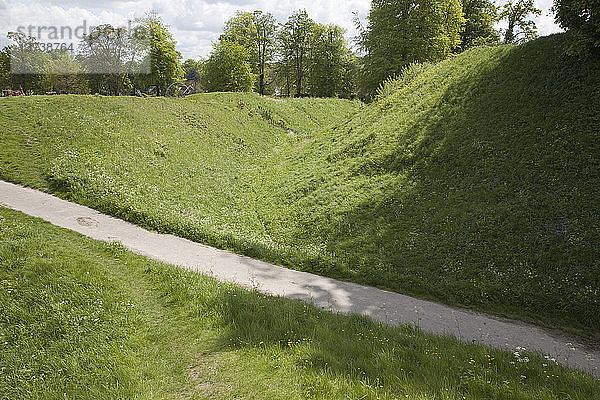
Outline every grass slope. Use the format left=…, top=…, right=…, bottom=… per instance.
left=0, top=34, right=598, bottom=336
left=1, top=207, right=599, bottom=399
left=259, top=35, right=600, bottom=336
left=0, top=93, right=360, bottom=260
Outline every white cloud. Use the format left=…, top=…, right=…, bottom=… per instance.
left=536, top=0, right=562, bottom=35
left=1, top=0, right=563, bottom=60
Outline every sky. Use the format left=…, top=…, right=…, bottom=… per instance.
left=0, top=0, right=563, bottom=60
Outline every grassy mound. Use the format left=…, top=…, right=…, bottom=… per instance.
left=1, top=208, right=599, bottom=399
left=0, top=34, right=598, bottom=336
left=258, top=34, right=600, bottom=335
left=0, top=93, right=360, bottom=261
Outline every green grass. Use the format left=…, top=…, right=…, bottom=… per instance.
left=0, top=92, right=361, bottom=262
left=258, top=35, right=600, bottom=337
left=0, top=34, right=598, bottom=338
left=1, top=207, right=599, bottom=399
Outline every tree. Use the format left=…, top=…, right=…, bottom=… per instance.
left=553, top=0, right=600, bottom=57
left=202, top=41, right=255, bottom=92
left=182, top=58, right=203, bottom=91
left=278, top=10, right=314, bottom=97
left=80, top=24, right=130, bottom=94
left=136, top=14, right=183, bottom=95
left=273, top=44, right=294, bottom=96
left=0, top=47, right=11, bottom=89
left=460, top=0, right=501, bottom=50
left=307, top=24, right=350, bottom=97
left=499, top=0, right=542, bottom=44
left=182, top=59, right=201, bottom=81
left=340, top=53, right=361, bottom=99
left=6, top=32, right=51, bottom=93
left=48, top=51, right=89, bottom=94
left=357, top=0, right=465, bottom=100
left=222, top=11, right=278, bottom=95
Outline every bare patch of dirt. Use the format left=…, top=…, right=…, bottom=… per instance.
left=181, top=352, right=234, bottom=399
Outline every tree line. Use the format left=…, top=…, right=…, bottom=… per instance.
left=1, top=0, right=598, bottom=100
left=1, top=14, right=182, bottom=96
left=198, top=10, right=359, bottom=98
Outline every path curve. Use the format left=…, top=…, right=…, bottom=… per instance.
left=1, top=180, right=598, bottom=377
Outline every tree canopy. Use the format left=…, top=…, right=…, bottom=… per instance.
left=553, top=0, right=600, bottom=56
left=5, top=32, right=51, bottom=93
left=80, top=24, right=130, bottom=95
left=137, top=14, right=183, bottom=95
left=202, top=41, right=255, bottom=92
left=499, top=0, right=542, bottom=44
left=357, top=0, right=465, bottom=99
left=222, top=11, right=278, bottom=95
left=460, top=0, right=501, bottom=50
left=307, top=24, right=353, bottom=98
left=277, top=10, right=314, bottom=97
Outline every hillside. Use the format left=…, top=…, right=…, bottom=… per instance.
left=258, top=34, right=600, bottom=334
left=0, top=34, right=598, bottom=336
left=0, top=93, right=360, bottom=257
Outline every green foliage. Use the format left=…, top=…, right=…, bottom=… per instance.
left=80, top=24, right=131, bottom=95
left=182, top=58, right=202, bottom=81
left=500, top=0, right=542, bottom=43
left=0, top=47, right=11, bottom=89
left=202, top=41, right=256, bottom=92
left=460, top=0, right=501, bottom=50
left=222, top=10, right=278, bottom=95
left=48, top=51, right=89, bottom=94
left=137, top=14, right=183, bottom=95
left=181, top=58, right=203, bottom=92
left=3, top=10, right=359, bottom=99
left=1, top=208, right=599, bottom=399
left=339, top=53, right=361, bottom=99
left=5, top=32, right=52, bottom=93
left=223, top=11, right=259, bottom=54
left=277, top=10, right=314, bottom=97
left=1, top=35, right=599, bottom=337
left=2, top=15, right=179, bottom=96
left=358, top=0, right=465, bottom=99
left=273, top=11, right=358, bottom=98
left=307, top=24, right=351, bottom=98
left=553, top=0, right=600, bottom=57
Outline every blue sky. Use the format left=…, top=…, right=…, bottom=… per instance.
left=0, top=0, right=563, bottom=60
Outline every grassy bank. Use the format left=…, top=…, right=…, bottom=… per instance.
left=0, top=34, right=598, bottom=337
left=259, top=35, right=600, bottom=336
left=1, top=207, right=599, bottom=399
left=0, top=93, right=360, bottom=263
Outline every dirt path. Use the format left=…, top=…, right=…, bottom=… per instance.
left=1, top=179, right=598, bottom=377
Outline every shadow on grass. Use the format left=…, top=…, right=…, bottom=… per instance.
left=144, top=258, right=600, bottom=399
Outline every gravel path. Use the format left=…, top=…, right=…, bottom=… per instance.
left=1, top=179, right=598, bottom=377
